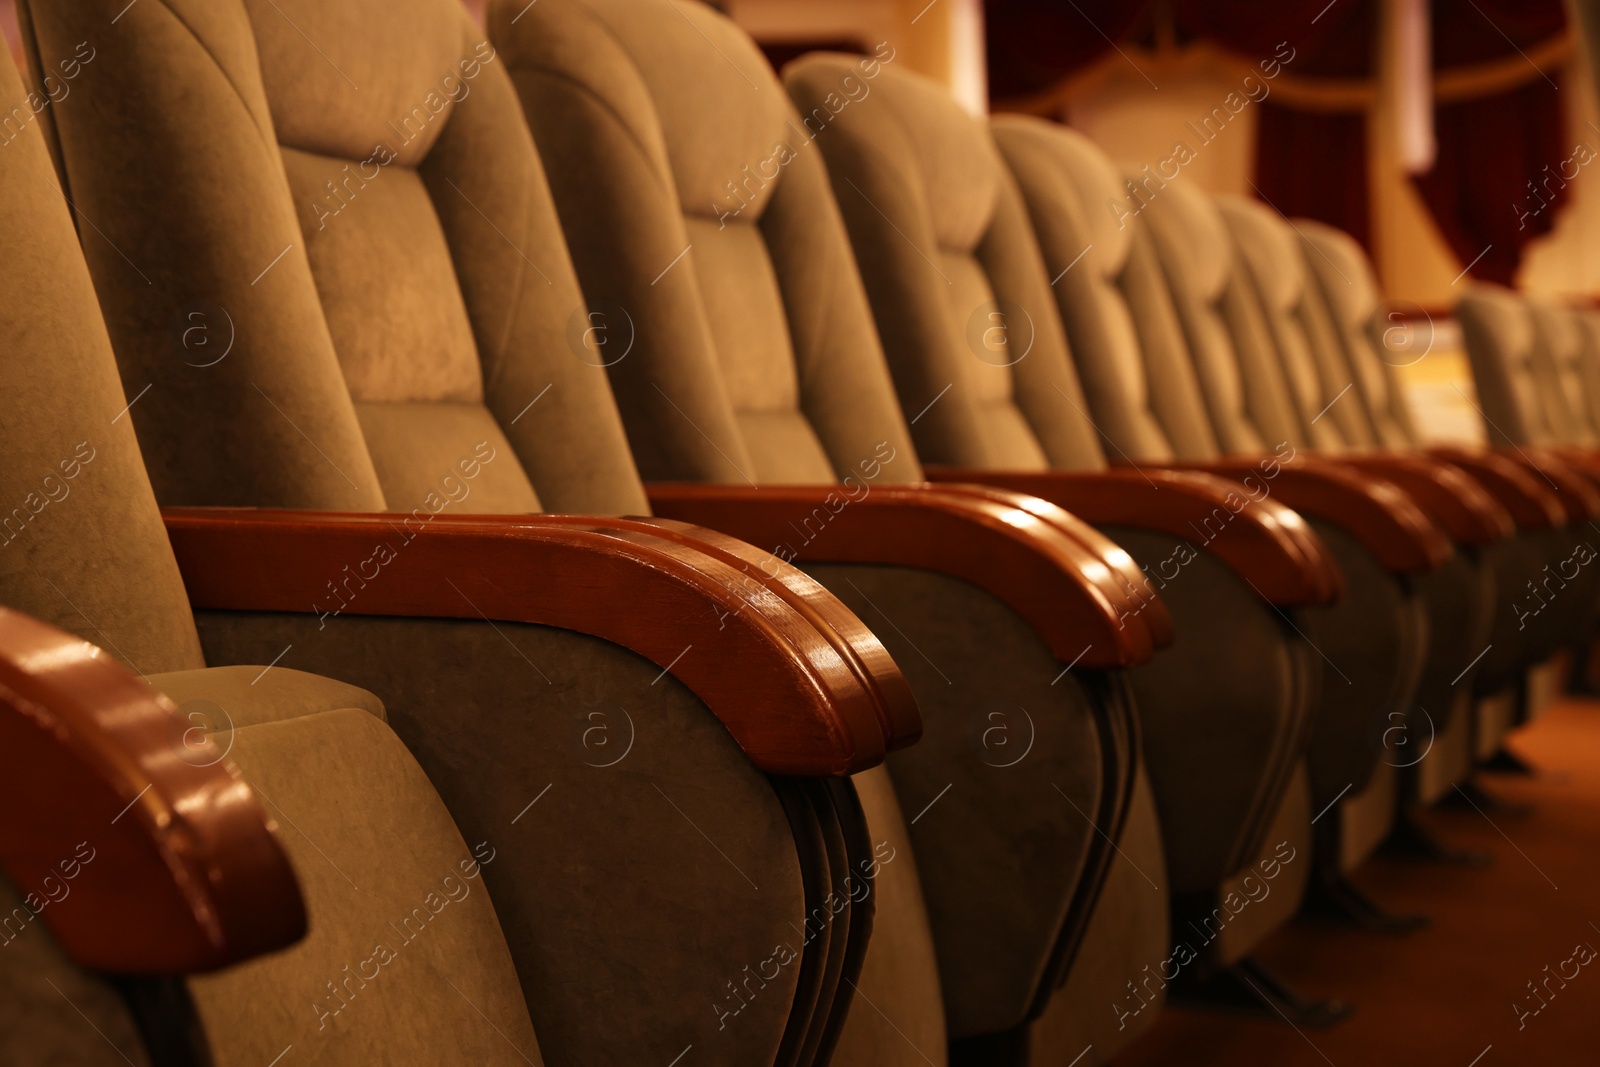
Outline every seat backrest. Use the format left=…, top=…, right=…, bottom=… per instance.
left=1215, top=194, right=1360, bottom=454
left=1455, top=285, right=1552, bottom=447
left=0, top=31, right=202, bottom=677
left=991, top=115, right=1225, bottom=463
left=782, top=56, right=1109, bottom=473
left=1295, top=221, right=1422, bottom=450
left=2, top=30, right=545, bottom=1064
left=1575, top=309, right=1600, bottom=439
left=24, top=0, right=647, bottom=518
left=1132, top=176, right=1292, bottom=456
left=1527, top=302, right=1600, bottom=446
left=493, top=0, right=919, bottom=488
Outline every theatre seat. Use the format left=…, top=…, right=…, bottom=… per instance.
left=488, top=0, right=1196, bottom=1060
left=771, top=54, right=1360, bottom=1039
left=1290, top=224, right=1596, bottom=743
left=0, top=40, right=544, bottom=1059
left=973, top=119, right=1473, bottom=926
left=11, top=4, right=944, bottom=1062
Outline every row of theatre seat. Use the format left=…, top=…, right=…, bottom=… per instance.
left=1, top=0, right=1594, bottom=1064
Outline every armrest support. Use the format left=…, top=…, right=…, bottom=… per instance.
left=924, top=466, right=1341, bottom=607
left=1423, top=447, right=1566, bottom=530
left=163, top=508, right=907, bottom=775
left=1337, top=454, right=1516, bottom=546
left=1172, top=456, right=1453, bottom=573
left=0, top=608, right=305, bottom=973
left=645, top=482, right=1161, bottom=669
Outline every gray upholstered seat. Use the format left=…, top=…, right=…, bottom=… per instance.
left=977, top=118, right=1449, bottom=902
left=20, top=1, right=929, bottom=1063
left=777, top=50, right=1348, bottom=1045
left=1302, top=225, right=1600, bottom=739
left=491, top=1, right=1170, bottom=1060
left=0, top=39, right=542, bottom=1065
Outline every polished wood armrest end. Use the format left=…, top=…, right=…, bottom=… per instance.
left=0, top=608, right=305, bottom=974
left=646, top=482, right=1162, bottom=669
left=165, top=507, right=905, bottom=775
left=926, top=465, right=1341, bottom=607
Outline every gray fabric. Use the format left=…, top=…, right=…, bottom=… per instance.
left=0, top=36, right=203, bottom=675
left=498, top=0, right=923, bottom=488
left=1029, top=765, right=1168, bottom=1066
left=1457, top=286, right=1550, bottom=448
left=1295, top=220, right=1420, bottom=449
left=193, top=704, right=546, bottom=1066
left=784, top=56, right=1108, bottom=473
left=0, top=879, right=151, bottom=1066
left=192, top=609, right=810, bottom=1066
left=807, top=562, right=1106, bottom=1041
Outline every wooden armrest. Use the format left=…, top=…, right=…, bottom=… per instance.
left=0, top=608, right=305, bottom=974
left=1338, top=454, right=1516, bottom=546
left=895, top=480, right=1176, bottom=648
left=163, top=508, right=909, bottom=776
left=1422, top=447, right=1567, bottom=530
left=1505, top=447, right=1600, bottom=522
left=925, top=466, right=1341, bottom=607
left=1172, top=456, right=1452, bottom=573
left=432, top=512, right=917, bottom=751
left=646, top=482, right=1161, bottom=669
left=1546, top=445, right=1600, bottom=486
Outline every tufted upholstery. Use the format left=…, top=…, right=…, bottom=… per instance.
left=1295, top=221, right=1419, bottom=450
left=1134, top=178, right=1279, bottom=456
left=496, top=1, right=1154, bottom=1055
left=993, top=120, right=1457, bottom=889
left=495, top=0, right=919, bottom=488
left=1456, top=285, right=1551, bottom=448
left=992, top=116, right=1223, bottom=462
left=0, top=34, right=544, bottom=1064
left=26, top=0, right=647, bottom=517
left=1576, top=311, right=1600, bottom=438
left=1528, top=303, right=1600, bottom=446
left=785, top=54, right=1107, bottom=475
left=23, top=2, right=876, bottom=1064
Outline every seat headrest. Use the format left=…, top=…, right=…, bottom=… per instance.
left=990, top=115, right=1130, bottom=276
left=517, top=0, right=812, bottom=223
left=1458, top=284, right=1536, bottom=371
left=1215, top=195, right=1303, bottom=312
left=1135, top=175, right=1232, bottom=301
left=247, top=0, right=482, bottom=165
left=786, top=52, right=998, bottom=254
left=1528, top=301, right=1585, bottom=367
left=1294, top=219, right=1381, bottom=331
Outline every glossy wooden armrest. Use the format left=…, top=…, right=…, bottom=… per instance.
left=1338, top=453, right=1515, bottom=546
left=1504, top=447, right=1600, bottom=522
left=1422, top=447, right=1567, bottom=530
left=896, top=479, right=1176, bottom=647
left=0, top=608, right=305, bottom=973
left=1545, top=445, right=1600, bottom=486
left=925, top=466, right=1341, bottom=607
left=163, top=508, right=906, bottom=776
left=645, top=482, right=1161, bottom=669
left=431, top=512, right=917, bottom=751
left=1169, top=456, right=1452, bottom=573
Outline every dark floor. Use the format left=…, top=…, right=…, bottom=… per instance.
left=1118, top=697, right=1600, bottom=1066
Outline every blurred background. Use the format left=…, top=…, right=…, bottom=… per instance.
left=6, top=0, right=1589, bottom=448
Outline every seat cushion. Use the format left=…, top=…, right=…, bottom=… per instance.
left=144, top=665, right=545, bottom=1065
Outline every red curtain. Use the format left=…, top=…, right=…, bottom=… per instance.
left=1408, top=1, right=1569, bottom=285
left=984, top=0, right=1571, bottom=284
left=1173, top=0, right=1378, bottom=249
left=984, top=0, right=1157, bottom=101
